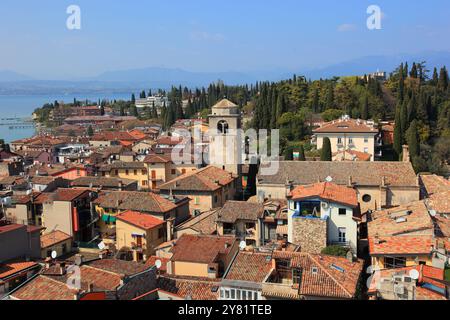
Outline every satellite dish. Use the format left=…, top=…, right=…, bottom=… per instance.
left=155, top=259, right=162, bottom=269
left=325, top=176, right=333, bottom=183
left=239, top=241, right=247, bottom=250
left=51, top=251, right=57, bottom=259
left=98, top=241, right=106, bottom=250
left=409, top=269, right=420, bottom=280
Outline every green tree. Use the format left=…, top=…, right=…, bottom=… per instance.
left=87, top=125, right=94, bottom=137
left=406, top=120, right=420, bottom=158
left=298, top=144, right=306, bottom=161
left=361, top=94, right=369, bottom=120
left=320, top=137, right=332, bottom=161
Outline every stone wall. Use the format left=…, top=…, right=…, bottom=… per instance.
left=291, top=217, right=327, bottom=254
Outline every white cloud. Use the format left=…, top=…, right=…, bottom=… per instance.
left=337, top=24, right=357, bottom=32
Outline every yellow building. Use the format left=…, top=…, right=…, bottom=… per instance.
left=368, top=200, right=435, bottom=269
left=40, top=230, right=73, bottom=259
left=93, top=190, right=191, bottom=243
left=158, top=166, right=238, bottom=215
left=313, top=117, right=379, bottom=161
left=100, top=161, right=149, bottom=190
left=116, top=210, right=166, bottom=262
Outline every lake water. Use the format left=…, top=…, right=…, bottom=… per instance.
left=0, top=93, right=132, bottom=143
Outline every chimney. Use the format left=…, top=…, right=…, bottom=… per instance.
left=166, top=219, right=174, bottom=242
left=402, top=145, right=410, bottom=163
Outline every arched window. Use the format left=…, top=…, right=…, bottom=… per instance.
left=217, top=120, right=229, bottom=134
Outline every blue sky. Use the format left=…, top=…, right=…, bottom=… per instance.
left=1, top=0, right=450, bottom=79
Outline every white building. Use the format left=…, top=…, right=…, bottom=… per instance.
left=286, top=181, right=360, bottom=255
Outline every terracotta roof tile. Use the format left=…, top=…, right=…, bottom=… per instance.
left=368, top=235, right=433, bottom=255
left=41, top=230, right=72, bottom=249
left=216, top=201, right=265, bottom=223
left=93, top=191, right=183, bottom=214
left=170, top=234, right=237, bottom=264
left=0, top=261, right=39, bottom=280
left=116, top=211, right=165, bottom=230
left=157, top=276, right=220, bottom=300
left=258, top=161, right=418, bottom=188
left=313, top=119, right=378, bottom=134
left=225, top=252, right=273, bottom=283
left=289, top=182, right=358, bottom=208
left=11, top=275, right=78, bottom=300
left=420, top=174, right=450, bottom=196
left=159, top=166, right=236, bottom=192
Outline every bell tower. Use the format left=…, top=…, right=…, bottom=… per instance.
left=208, top=99, right=242, bottom=183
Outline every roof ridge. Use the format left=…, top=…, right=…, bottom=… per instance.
left=308, top=254, right=353, bottom=298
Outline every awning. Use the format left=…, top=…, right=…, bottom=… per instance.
left=102, top=215, right=110, bottom=223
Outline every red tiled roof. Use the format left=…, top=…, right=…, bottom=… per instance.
left=146, top=256, right=170, bottom=273
left=313, top=119, right=378, bottom=133
left=159, top=166, right=236, bottom=192
left=143, top=154, right=171, bottom=164
left=0, top=223, right=25, bottom=234
left=368, top=200, right=434, bottom=237
left=0, top=261, right=39, bottom=280
left=116, top=211, right=165, bottom=230
left=333, top=149, right=372, bottom=161
left=225, top=252, right=273, bottom=283
left=420, top=174, right=450, bottom=196
left=41, top=230, right=72, bottom=249
left=11, top=275, right=78, bottom=300
left=368, top=235, right=433, bottom=255
left=264, top=251, right=364, bottom=299
left=170, top=234, right=237, bottom=264
left=157, top=276, right=220, bottom=300
left=289, top=182, right=358, bottom=208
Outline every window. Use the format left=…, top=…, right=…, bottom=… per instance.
left=225, top=290, right=230, bottom=299
left=242, top=291, right=246, bottom=300
left=171, top=169, right=176, bottom=175
left=125, top=170, right=129, bottom=175
left=214, top=195, right=218, bottom=203
left=236, top=290, right=241, bottom=300
left=194, top=197, right=200, bottom=205
left=348, top=137, right=354, bottom=144
left=62, top=244, right=67, bottom=254
left=384, top=257, right=406, bottom=269
left=142, top=169, right=147, bottom=175
left=338, top=208, right=347, bottom=216
left=114, top=170, right=119, bottom=176
left=337, top=137, right=343, bottom=145
left=134, top=170, right=138, bottom=175
left=231, top=289, right=236, bottom=299
left=338, top=228, right=347, bottom=243
left=220, top=290, right=224, bottom=298
left=158, top=228, right=164, bottom=239
left=142, top=180, right=147, bottom=186
left=362, top=194, right=372, bottom=203
left=311, top=267, right=318, bottom=274
left=254, top=292, right=258, bottom=300
left=364, top=147, right=369, bottom=153
left=47, top=250, right=52, bottom=257
left=364, top=137, right=369, bottom=143
left=292, top=268, right=302, bottom=285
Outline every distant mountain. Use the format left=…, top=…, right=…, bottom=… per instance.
left=89, top=67, right=258, bottom=86
left=299, top=51, right=450, bottom=79
left=1, top=51, right=450, bottom=94
left=0, top=70, right=34, bottom=82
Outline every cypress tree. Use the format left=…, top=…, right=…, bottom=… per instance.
left=87, top=125, right=94, bottom=137
left=438, top=66, right=449, bottom=91
left=406, top=120, right=420, bottom=158
left=131, top=94, right=136, bottom=104
left=410, top=63, right=418, bottom=78
left=393, top=104, right=403, bottom=159
left=298, top=145, right=306, bottom=161
left=320, top=137, right=332, bottom=161
left=361, top=95, right=369, bottom=120
left=432, top=68, right=439, bottom=85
